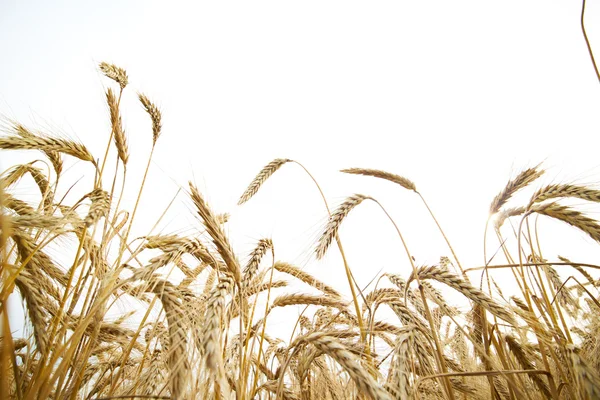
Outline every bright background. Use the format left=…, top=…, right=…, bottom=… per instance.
left=2, top=1, right=600, bottom=330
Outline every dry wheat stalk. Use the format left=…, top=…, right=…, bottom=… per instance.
left=341, top=167, right=417, bottom=192
left=315, top=194, right=370, bottom=259
left=99, top=61, right=129, bottom=89
left=106, top=87, right=129, bottom=165
left=238, top=158, right=292, bottom=205
left=138, top=93, right=162, bottom=144
left=489, top=165, right=544, bottom=214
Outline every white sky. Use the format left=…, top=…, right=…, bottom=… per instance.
left=2, top=1, right=600, bottom=326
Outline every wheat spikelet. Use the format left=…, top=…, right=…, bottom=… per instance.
left=84, top=188, right=110, bottom=227
left=341, top=167, right=417, bottom=192
left=99, top=61, right=128, bottom=89
left=2, top=163, right=54, bottom=210
left=258, top=380, right=300, bottom=400
left=242, top=238, right=273, bottom=290
left=14, top=272, right=49, bottom=355
left=388, top=326, right=416, bottom=400
left=13, top=124, right=63, bottom=176
left=411, top=265, right=517, bottom=325
left=298, top=332, right=392, bottom=400
left=489, top=165, right=544, bottom=214
left=558, top=255, right=598, bottom=287
left=315, top=194, right=370, bottom=259
left=189, top=182, right=241, bottom=283
left=274, top=261, right=341, bottom=297
left=386, top=273, right=426, bottom=315
left=529, top=183, right=600, bottom=208
left=268, top=294, right=347, bottom=314
left=200, top=275, right=233, bottom=374
left=567, top=344, right=600, bottom=399
left=148, top=280, right=190, bottom=399
left=494, top=206, right=526, bottom=230
left=529, top=202, right=600, bottom=243
left=3, top=193, right=35, bottom=216
left=0, top=134, right=95, bottom=164
left=545, top=266, right=579, bottom=312
left=138, top=93, right=162, bottom=144
left=237, top=158, right=292, bottom=205
left=505, top=335, right=551, bottom=397
left=106, top=87, right=129, bottom=165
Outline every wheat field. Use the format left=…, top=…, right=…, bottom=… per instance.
left=1, top=62, right=599, bottom=400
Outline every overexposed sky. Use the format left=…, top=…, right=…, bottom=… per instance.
left=2, top=1, right=600, bottom=304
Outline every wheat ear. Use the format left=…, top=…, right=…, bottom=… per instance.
left=528, top=202, right=600, bottom=244
left=298, top=332, right=392, bottom=400
left=315, top=194, right=370, bottom=259
left=238, top=158, right=292, bottom=205
left=99, top=61, right=129, bottom=89
left=106, top=87, right=129, bottom=165
left=411, top=265, right=517, bottom=325
left=489, top=165, right=544, bottom=214
left=341, top=167, right=417, bottom=192
left=138, top=93, right=162, bottom=145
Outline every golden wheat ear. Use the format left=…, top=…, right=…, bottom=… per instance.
left=99, top=61, right=128, bottom=89
left=341, top=167, right=417, bottom=192
left=238, top=158, right=292, bottom=205
left=489, top=164, right=544, bottom=215
left=315, top=194, right=370, bottom=260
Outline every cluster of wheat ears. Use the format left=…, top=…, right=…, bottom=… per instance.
left=0, top=63, right=599, bottom=400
